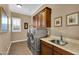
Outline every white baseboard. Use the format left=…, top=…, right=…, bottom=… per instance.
left=6, top=42, right=12, bottom=55
left=6, top=39, right=27, bottom=55
left=11, top=39, right=27, bottom=43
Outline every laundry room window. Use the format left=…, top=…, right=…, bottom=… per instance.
left=1, top=10, right=8, bottom=32
left=12, top=17, right=21, bottom=32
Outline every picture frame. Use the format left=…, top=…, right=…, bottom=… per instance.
left=54, top=17, right=62, bottom=27
left=66, top=12, right=79, bottom=26
left=24, top=23, right=28, bottom=29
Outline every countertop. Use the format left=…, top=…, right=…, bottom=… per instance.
left=41, top=35, right=79, bottom=55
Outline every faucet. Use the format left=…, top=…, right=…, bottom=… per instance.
left=60, top=35, right=63, bottom=41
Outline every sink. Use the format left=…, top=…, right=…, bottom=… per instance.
left=50, top=39, right=68, bottom=46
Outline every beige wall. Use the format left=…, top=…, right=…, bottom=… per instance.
left=32, top=4, right=79, bottom=39
left=0, top=5, right=11, bottom=54
left=11, top=12, right=31, bottom=41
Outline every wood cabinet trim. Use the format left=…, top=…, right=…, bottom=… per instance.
left=54, top=45, right=73, bottom=55
left=40, top=40, right=53, bottom=48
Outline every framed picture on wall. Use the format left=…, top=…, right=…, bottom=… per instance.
left=24, top=23, right=28, bottom=29
left=54, top=17, right=62, bottom=27
left=66, top=12, right=79, bottom=26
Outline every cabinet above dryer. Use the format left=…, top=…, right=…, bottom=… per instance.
left=33, top=7, right=52, bottom=28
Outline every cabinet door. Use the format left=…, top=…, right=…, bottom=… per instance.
left=40, top=40, right=53, bottom=55
left=37, top=14, right=41, bottom=28
left=33, top=16, right=36, bottom=27
left=33, top=15, right=41, bottom=28
left=41, top=11, right=46, bottom=28
left=41, top=44, right=53, bottom=55
left=46, top=9, right=51, bottom=27
left=33, top=16, right=38, bottom=28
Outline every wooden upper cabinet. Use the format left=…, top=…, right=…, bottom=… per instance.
left=33, top=14, right=41, bottom=28
left=33, top=7, right=51, bottom=28
left=41, top=11, right=46, bottom=27
left=33, top=16, right=36, bottom=27
left=45, top=8, right=51, bottom=27
left=37, top=14, right=41, bottom=28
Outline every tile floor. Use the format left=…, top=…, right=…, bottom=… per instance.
left=9, top=41, right=32, bottom=55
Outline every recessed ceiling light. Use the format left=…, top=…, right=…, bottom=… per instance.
left=17, top=4, right=22, bottom=8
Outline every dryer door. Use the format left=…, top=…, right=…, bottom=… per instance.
left=30, top=33, right=35, bottom=44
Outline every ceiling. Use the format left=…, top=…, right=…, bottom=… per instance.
left=9, top=4, right=43, bottom=16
